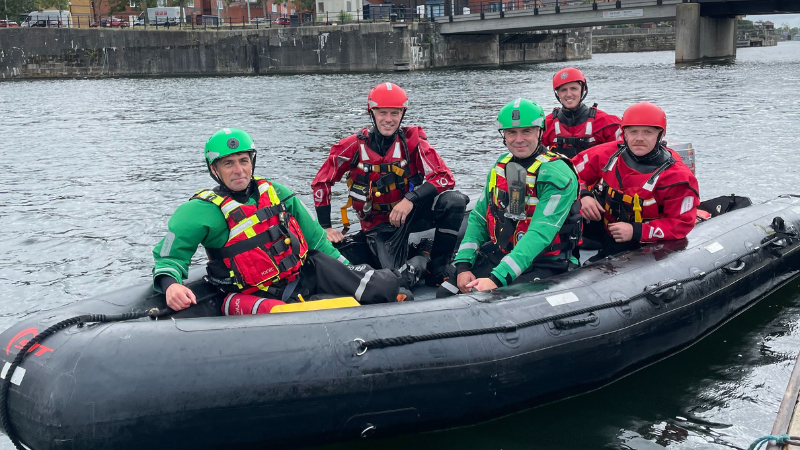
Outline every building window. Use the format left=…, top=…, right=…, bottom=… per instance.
left=129, top=0, right=136, bottom=7
left=187, top=0, right=194, bottom=7
left=318, top=2, right=324, bottom=11
left=157, top=0, right=166, bottom=6
left=346, top=1, right=351, bottom=10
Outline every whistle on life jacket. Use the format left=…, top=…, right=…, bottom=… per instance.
left=503, top=162, right=528, bottom=221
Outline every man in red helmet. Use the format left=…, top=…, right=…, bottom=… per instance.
left=312, top=82, right=468, bottom=289
left=543, top=67, right=622, bottom=159
left=572, top=102, right=700, bottom=259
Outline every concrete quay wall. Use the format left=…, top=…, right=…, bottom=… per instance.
left=592, top=32, right=676, bottom=53
left=1, top=24, right=591, bottom=79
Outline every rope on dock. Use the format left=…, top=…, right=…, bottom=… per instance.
left=747, top=434, right=800, bottom=450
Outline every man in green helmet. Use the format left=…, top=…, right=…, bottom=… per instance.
left=153, top=128, right=408, bottom=315
left=437, top=99, right=582, bottom=297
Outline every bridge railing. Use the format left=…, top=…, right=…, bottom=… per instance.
left=443, top=0, right=667, bottom=19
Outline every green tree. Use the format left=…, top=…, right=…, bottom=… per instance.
left=291, top=0, right=314, bottom=13
left=108, top=0, right=129, bottom=14
left=168, top=0, right=188, bottom=21
left=2, top=0, right=36, bottom=21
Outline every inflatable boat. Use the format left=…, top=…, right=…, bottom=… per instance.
left=1, top=194, right=799, bottom=450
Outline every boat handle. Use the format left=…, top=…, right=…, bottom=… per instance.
left=553, top=313, right=597, bottom=330
left=361, top=424, right=376, bottom=438
left=353, top=338, right=367, bottom=356
left=723, top=260, right=746, bottom=273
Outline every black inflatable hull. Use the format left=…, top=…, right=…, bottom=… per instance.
left=1, top=196, right=799, bottom=450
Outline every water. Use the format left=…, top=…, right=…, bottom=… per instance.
left=1, top=42, right=799, bottom=449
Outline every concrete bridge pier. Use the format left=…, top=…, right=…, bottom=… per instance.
left=675, top=2, right=737, bottom=62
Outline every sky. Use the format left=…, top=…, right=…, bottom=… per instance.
left=746, top=13, right=800, bottom=28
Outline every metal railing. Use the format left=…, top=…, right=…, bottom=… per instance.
left=592, top=26, right=674, bottom=34
left=445, top=0, right=670, bottom=19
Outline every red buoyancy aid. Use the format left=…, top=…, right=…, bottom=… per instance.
left=194, top=177, right=309, bottom=297
left=343, top=128, right=424, bottom=222
left=544, top=104, right=621, bottom=159
left=594, top=145, right=695, bottom=236
left=485, top=151, right=582, bottom=257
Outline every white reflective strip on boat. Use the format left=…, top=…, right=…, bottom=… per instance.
left=360, top=144, right=369, bottom=162
left=1, top=362, right=25, bottom=386
left=354, top=270, right=374, bottom=302
left=554, top=122, right=561, bottom=135
left=392, top=142, right=401, bottom=159
left=221, top=200, right=242, bottom=216
left=585, top=121, right=592, bottom=136
left=643, top=199, right=657, bottom=207
left=251, top=298, right=265, bottom=315
left=458, top=242, right=479, bottom=252
left=501, top=255, right=523, bottom=277
left=705, top=242, right=724, bottom=254
left=575, top=154, right=589, bottom=173
left=546, top=292, right=579, bottom=307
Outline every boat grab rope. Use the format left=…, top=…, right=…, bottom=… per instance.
left=0, top=308, right=170, bottom=450
left=355, top=217, right=798, bottom=355
left=747, top=434, right=800, bottom=450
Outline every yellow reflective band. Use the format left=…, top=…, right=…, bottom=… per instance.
left=244, top=227, right=257, bottom=238
left=229, top=216, right=258, bottom=239
left=271, top=297, right=360, bottom=313
left=340, top=197, right=353, bottom=230
left=633, top=194, right=643, bottom=223
left=267, top=184, right=280, bottom=206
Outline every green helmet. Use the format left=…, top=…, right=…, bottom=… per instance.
left=497, top=98, right=546, bottom=132
left=204, top=128, right=257, bottom=165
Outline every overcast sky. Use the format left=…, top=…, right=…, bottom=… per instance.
left=747, top=13, right=800, bottom=28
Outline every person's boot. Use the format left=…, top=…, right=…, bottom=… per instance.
left=424, top=263, right=456, bottom=289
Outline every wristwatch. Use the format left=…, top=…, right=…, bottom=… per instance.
left=404, top=190, right=420, bottom=204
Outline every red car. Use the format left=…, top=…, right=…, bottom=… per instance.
left=90, top=17, right=129, bottom=28
left=274, top=17, right=290, bottom=25
left=0, top=20, right=20, bottom=27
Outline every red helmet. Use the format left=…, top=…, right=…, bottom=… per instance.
left=621, top=102, right=667, bottom=136
left=552, top=67, right=588, bottom=104
left=367, top=82, right=409, bottom=112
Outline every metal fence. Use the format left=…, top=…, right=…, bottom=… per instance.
left=592, top=27, right=674, bottom=35
left=446, top=0, right=671, bottom=18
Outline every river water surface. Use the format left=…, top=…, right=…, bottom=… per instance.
left=1, top=42, right=799, bottom=450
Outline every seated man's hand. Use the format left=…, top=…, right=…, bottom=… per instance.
left=608, top=222, right=634, bottom=243
left=457, top=271, right=477, bottom=294
left=166, top=283, right=197, bottom=311
left=389, top=198, right=414, bottom=227
left=466, top=278, right=498, bottom=292
left=580, top=196, right=604, bottom=222
left=325, top=228, right=344, bottom=243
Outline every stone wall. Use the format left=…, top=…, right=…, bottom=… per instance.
left=500, top=27, right=592, bottom=65
left=0, top=23, right=591, bottom=79
left=592, top=32, right=676, bottom=53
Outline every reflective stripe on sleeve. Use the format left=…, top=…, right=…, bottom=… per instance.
left=354, top=270, right=374, bottom=302
left=458, top=242, right=479, bottom=252
left=501, top=255, right=523, bottom=277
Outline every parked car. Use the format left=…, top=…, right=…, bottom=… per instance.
left=250, top=17, right=268, bottom=24
left=274, top=17, right=290, bottom=25
left=20, top=10, right=72, bottom=27
left=90, top=17, right=129, bottom=28
left=0, top=20, right=20, bottom=27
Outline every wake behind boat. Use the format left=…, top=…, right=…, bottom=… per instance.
left=0, top=194, right=798, bottom=450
